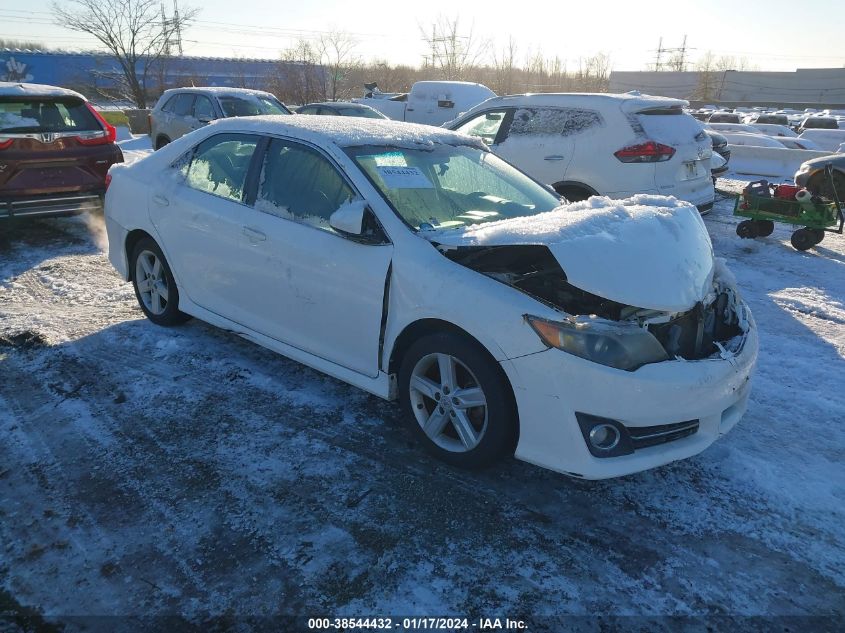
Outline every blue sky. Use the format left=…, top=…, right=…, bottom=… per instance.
left=2, top=0, right=843, bottom=71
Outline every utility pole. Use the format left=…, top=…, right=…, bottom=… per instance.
left=653, top=35, right=693, bottom=71
left=654, top=37, right=663, bottom=71
left=173, top=0, right=183, bottom=56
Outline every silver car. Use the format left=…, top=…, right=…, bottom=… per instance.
left=149, top=87, right=291, bottom=149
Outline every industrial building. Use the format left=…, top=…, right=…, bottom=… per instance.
left=609, top=68, right=845, bottom=107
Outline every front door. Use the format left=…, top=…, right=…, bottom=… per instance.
left=233, top=138, right=393, bottom=377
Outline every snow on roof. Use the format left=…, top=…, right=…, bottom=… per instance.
left=0, top=81, right=86, bottom=100
left=208, top=115, right=485, bottom=149
left=487, top=92, right=689, bottom=111
left=162, top=86, right=275, bottom=98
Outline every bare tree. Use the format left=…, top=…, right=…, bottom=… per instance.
left=492, top=37, right=518, bottom=95
left=52, top=0, right=198, bottom=107
left=316, top=30, right=360, bottom=101
left=0, top=39, right=48, bottom=50
left=273, top=38, right=326, bottom=106
left=420, top=16, right=488, bottom=81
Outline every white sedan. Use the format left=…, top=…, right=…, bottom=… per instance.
left=105, top=116, right=758, bottom=479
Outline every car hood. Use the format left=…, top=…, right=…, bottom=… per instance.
left=424, top=195, right=715, bottom=313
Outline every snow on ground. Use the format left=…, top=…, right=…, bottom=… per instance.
left=0, top=172, right=843, bottom=630
left=117, top=133, right=153, bottom=165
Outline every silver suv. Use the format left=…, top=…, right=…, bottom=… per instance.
left=149, top=87, right=291, bottom=149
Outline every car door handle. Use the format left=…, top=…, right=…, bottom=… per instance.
left=152, top=194, right=169, bottom=206
left=242, top=226, right=266, bottom=242
left=544, top=155, right=566, bottom=161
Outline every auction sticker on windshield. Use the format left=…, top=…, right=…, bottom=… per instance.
left=377, top=166, right=434, bottom=189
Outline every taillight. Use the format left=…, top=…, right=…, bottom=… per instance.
left=0, top=138, right=12, bottom=150
left=614, top=141, right=676, bottom=163
left=76, top=130, right=111, bottom=146
left=84, top=102, right=117, bottom=143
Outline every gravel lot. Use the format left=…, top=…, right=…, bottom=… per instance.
left=1, top=184, right=843, bottom=631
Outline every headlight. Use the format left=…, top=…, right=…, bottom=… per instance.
left=526, top=315, right=669, bottom=371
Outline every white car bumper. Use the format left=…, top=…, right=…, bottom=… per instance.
left=502, top=315, right=758, bottom=480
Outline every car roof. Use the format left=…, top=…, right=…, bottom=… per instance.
left=471, top=92, right=688, bottom=113
left=191, top=114, right=483, bottom=149
left=162, top=86, right=276, bottom=98
left=305, top=102, right=370, bottom=108
left=0, top=81, right=86, bottom=100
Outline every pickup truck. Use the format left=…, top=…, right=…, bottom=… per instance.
left=354, top=81, right=495, bottom=127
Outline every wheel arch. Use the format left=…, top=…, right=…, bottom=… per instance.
left=125, top=229, right=157, bottom=280
left=552, top=180, right=599, bottom=201
left=387, top=318, right=520, bottom=449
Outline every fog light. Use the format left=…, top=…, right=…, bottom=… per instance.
left=575, top=412, right=634, bottom=458
left=589, top=423, right=620, bottom=451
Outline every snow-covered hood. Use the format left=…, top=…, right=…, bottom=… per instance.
left=427, top=195, right=715, bottom=313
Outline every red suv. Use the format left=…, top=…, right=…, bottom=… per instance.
left=1, top=82, right=123, bottom=219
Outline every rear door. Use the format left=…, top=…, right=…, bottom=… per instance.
left=492, top=107, right=597, bottom=185
left=0, top=96, right=116, bottom=199
left=148, top=132, right=261, bottom=320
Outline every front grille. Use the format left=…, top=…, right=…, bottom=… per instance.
left=628, top=420, right=699, bottom=450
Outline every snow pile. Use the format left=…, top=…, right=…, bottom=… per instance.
left=431, top=195, right=716, bottom=312
left=431, top=194, right=698, bottom=245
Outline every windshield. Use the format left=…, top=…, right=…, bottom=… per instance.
left=346, top=144, right=561, bottom=230
left=218, top=95, right=290, bottom=117
left=0, top=97, right=100, bottom=133
left=337, top=106, right=386, bottom=119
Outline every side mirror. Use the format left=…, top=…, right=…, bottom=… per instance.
left=329, top=199, right=367, bottom=235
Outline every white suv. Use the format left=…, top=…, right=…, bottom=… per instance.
left=446, top=93, right=715, bottom=212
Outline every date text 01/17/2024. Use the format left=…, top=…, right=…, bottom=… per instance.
left=307, top=617, right=528, bottom=630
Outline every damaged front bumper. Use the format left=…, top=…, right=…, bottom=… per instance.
left=502, top=304, right=757, bottom=480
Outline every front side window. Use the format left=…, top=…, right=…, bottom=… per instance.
left=347, top=144, right=561, bottom=231
left=255, top=139, right=355, bottom=231
left=184, top=133, right=259, bottom=202
left=171, top=94, right=195, bottom=117
left=193, top=95, right=215, bottom=120
left=218, top=95, right=290, bottom=117
left=455, top=110, right=508, bottom=145
left=509, top=107, right=603, bottom=137
left=0, top=98, right=100, bottom=133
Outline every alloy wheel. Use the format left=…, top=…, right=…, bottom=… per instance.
left=135, top=249, right=169, bottom=315
left=408, top=352, right=488, bottom=452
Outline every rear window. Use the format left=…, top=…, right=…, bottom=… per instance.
left=803, top=118, right=838, bottom=129
left=218, top=95, right=289, bottom=117
left=757, top=114, right=788, bottom=125
left=636, top=108, right=705, bottom=145
left=0, top=98, right=100, bottom=133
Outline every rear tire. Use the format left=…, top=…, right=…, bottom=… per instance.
left=130, top=238, right=191, bottom=326
left=790, top=228, right=816, bottom=251
left=398, top=332, right=517, bottom=469
left=736, top=220, right=757, bottom=239
left=753, top=220, right=775, bottom=237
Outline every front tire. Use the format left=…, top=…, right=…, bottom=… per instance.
left=398, top=332, right=517, bottom=469
left=131, top=238, right=190, bottom=326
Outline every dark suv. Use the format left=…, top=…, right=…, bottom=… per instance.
left=1, top=82, right=123, bottom=219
